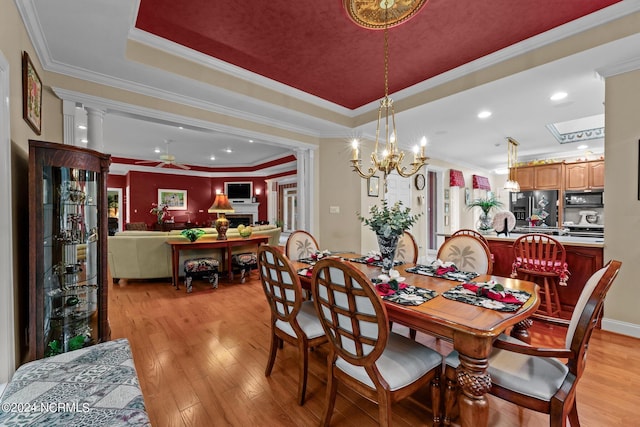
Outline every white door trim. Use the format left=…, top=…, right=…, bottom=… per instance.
left=0, top=50, right=16, bottom=383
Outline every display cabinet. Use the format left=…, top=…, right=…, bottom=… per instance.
left=28, top=140, right=111, bottom=361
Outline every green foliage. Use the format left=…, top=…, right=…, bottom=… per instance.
left=467, top=196, right=503, bottom=215
left=45, top=340, right=62, bottom=357
left=181, top=228, right=205, bottom=242
left=358, top=200, right=421, bottom=238
left=68, top=335, right=86, bottom=351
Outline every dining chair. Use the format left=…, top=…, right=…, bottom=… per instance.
left=511, top=233, right=568, bottom=317
left=437, top=234, right=493, bottom=274
left=395, top=231, right=418, bottom=264
left=442, top=259, right=622, bottom=427
left=451, top=228, right=489, bottom=247
left=285, top=230, right=319, bottom=260
left=311, top=258, right=443, bottom=427
left=257, top=245, right=328, bottom=405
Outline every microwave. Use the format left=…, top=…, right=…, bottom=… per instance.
left=564, top=190, right=604, bottom=207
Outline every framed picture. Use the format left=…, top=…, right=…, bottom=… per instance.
left=368, top=176, right=379, bottom=197
left=444, top=216, right=449, bottom=226
left=465, top=187, right=471, bottom=205
left=22, top=51, right=42, bottom=135
left=444, top=202, right=450, bottom=214
left=158, top=189, right=187, bottom=210
left=444, top=189, right=450, bottom=200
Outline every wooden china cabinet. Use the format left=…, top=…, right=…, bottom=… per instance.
left=27, top=140, right=111, bottom=361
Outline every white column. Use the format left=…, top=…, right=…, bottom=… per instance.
left=85, top=105, right=106, bottom=152
left=265, top=178, right=277, bottom=226
left=296, top=149, right=308, bottom=231
left=62, top=100, right=76, bottom=145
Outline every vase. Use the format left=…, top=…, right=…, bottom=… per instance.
left=376, top=233, right=399, bottom=274
left=476, top=212, right=494, bottom=234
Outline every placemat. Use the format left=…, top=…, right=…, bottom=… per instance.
left=442, top=283, right=531, bottom=312
left=378, top=285, right=437, bottom=306
left=406, top=264, right=479, bottom=282
left=349, top=256, right=404, bottom=268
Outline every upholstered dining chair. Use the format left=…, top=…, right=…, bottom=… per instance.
left=395, top=231, right=418, bottom=264
left=511, top=233, right=568, bottom=317
left=451, top=228, right=489, bottom=247
left=285, top=230, right=319, bottom=260
left=442, top=260, right=622, bottom=427
left=257, top=245, right=328, bottom=405
left=437, top=234, right=493, bottom=275
left=311, top=258, right=443, bottom=427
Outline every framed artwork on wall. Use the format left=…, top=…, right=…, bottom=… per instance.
left=465, top=187, right=471, bottom=205
left=444, top=189, right=450, bottom=200
left=368, top=176, right=379, bottom=197
left=158, top=189, right=187, bottom=210
left=444, top=202, right=449, bottom=214
left=22, top=51, right=42, bottom=135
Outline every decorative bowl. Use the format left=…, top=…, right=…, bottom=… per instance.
left=181, top=228, right=205, bottom=242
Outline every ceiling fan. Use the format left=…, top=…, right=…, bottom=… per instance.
left=135, top=140, right=191, bottom=170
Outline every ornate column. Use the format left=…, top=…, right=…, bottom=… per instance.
left=85, top=105, right=106, bottom=152
left=295, top=148, right=316, bottom=234
left=62, top=100, right=77, bottom=145
left=264, top=179, right=277, bottom=226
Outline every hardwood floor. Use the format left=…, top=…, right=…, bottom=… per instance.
left=109, top=275, right=640, bottom=427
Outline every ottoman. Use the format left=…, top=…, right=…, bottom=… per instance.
left=231, top=252, right=258, bottom=283
left=183, top=257, right=219, bottom=293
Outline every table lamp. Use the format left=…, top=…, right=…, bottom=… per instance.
left=208, top=193, right=235, bottom=240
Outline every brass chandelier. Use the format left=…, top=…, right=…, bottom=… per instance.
left=504, top=137, right=521, bottom=192
left=349, top=0, right=428, bottom=188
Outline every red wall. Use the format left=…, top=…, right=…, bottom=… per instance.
left=107, top=171, right=273, bottom=227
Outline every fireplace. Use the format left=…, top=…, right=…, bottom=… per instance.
left=226, top=214, right=252, bottom=228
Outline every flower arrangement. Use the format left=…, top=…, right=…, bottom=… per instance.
left=358, top=200, right=421, bottom=238
left=150, top=203, right=171, bottom=224
left=372, top=269, right=407, bottom=294
left=466, top=196, right=503, bottom=216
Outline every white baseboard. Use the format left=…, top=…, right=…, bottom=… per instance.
left=601, top=317, right=640, bottom=339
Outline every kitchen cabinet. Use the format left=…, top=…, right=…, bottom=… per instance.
left=28, top=140, right=111, bottom=361
left=565, top=160, right=604, bottom=190
left=510, top=163, right=563, bottom=191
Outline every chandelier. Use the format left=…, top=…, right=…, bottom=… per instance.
left=349, top=0, right=428, bottom=188
left=504, top=137, right=520, bottom=192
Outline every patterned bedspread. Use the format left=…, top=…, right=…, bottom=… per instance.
left=0, top=338, right=150, bottom=426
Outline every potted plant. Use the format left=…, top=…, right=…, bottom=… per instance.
left=358, top=200, right=421, bottom=272
left=467, top=196, right=504, bottom=233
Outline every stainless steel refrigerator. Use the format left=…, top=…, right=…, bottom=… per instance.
left=509, top=190, right=559, bottom=227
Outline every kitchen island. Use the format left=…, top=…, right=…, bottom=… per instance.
left=443, top=232, right=604, bottom=320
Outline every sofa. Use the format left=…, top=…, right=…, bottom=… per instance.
left=107, top=225, right=281, bottom=282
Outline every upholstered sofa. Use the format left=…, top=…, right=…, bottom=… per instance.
left=107, top=225, right=281, bottom=282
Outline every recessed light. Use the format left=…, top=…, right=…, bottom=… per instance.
left=80, top=139, right=88, bottom=144
left=550, top=92, right=568, bottom=101
left=477, top=111, right=492, bottom=119
left=225, top=148, right=232, bottom=153
left=577, top=144, right=588, bottom=150
left=249, top=139, right=254, bottom=143
left=154, top=147, right=161, bottom=153
left=210, top=156, right=216, bottom=161
left=77, top=125, right=87, bottom=130
left=178, top=126, right=184, bottom=130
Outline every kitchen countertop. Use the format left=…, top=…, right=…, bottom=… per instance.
left=441, top=232, right=604, bottom=248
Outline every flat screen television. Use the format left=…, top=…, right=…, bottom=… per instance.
left=225, top=182, right=253, bottom=202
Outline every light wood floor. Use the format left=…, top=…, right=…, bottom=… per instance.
left=109, top=275, right=640, bottom=427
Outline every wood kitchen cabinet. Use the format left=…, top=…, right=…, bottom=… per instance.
left=565, top=160, right=604, bottom=190
left=510, top=163, right=563, bottom=190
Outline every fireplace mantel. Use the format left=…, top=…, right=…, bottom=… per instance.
left=229, top=202, right=259, bottom=224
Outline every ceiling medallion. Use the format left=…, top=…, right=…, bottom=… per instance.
left=343, top=0, right=429, bottom=29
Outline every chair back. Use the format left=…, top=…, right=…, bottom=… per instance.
left=285, top=230, right=319, bottom=260
left=512, top=233, right=568, bottom=282
left=565, top=260, right=621, bottom=376
left=311, top=258, right=388, bottom=367
left=396, top=231, right=418, bottom=264
left=452, top=228, right=489, bottom=247
left=437, top=235, right=493, bottom=274
left=125, top=222, right=147, bottom=231
left=257, top=245, right=305, bottom=327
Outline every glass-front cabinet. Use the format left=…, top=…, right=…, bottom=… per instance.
left=28, top=140, right=111, bottom=360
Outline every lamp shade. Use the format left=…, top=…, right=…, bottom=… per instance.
left=208, top=193, right=235, bottom=213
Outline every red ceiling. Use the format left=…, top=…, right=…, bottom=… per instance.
left=136, top=0, right=620, bottom=110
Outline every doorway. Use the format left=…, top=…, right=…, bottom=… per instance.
left=107, top=188, right=123, bottom=235
left=283, top=187, right=298, bottom=232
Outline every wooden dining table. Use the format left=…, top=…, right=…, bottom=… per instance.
left=292, top=254, right=540, bottom=427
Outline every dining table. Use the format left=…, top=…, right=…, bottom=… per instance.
left=292, top=253, right=540, bottom=427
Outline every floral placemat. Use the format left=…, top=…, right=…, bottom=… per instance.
left=377, top=284, right=437, bottom=306
left=442, top=281, right=531, bottom=312
left=297, top=250, right=333, bottom=264
left=349, top=254, right=404, bottom=268
left=297, top=267, right=314, bottom=278
left=406, top=261, right=479, bottom=282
